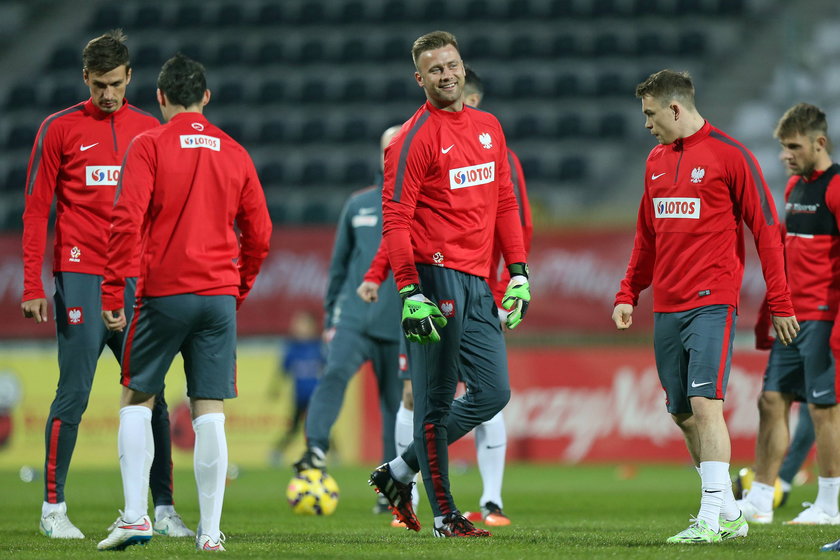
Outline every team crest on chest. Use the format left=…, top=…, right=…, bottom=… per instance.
left=478, top=132, right=492, bottom=149
left=690, top=167, right=706, bottom=184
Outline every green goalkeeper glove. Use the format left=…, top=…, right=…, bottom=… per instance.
left=399, top=284, right=447, bottom=344
left=502, top=262, right=530, bottom=329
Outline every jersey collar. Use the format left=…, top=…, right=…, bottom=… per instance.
left=84, top=98, right=132, bottom=121
left=673, top=120, right=711, bottom=151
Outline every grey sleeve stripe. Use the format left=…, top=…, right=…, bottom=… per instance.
left=507, top=151, right=525, bottom=226
left=709, top=130, right=775, bottom=225
left=392, top=111, right=430, bottom=203
left=26, top=105, right=84, bottom=195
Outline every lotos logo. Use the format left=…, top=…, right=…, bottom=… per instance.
left=179, top=134, right=220, bottom=151
left=67, top=307, right=83, bottom=325
left=439, top=300, right=455, bottom=318
left=653, top=197, right=701, bottom=219
left=85, top=166, right=121, bottom=186
left=449, top=162, right=495, bottom=190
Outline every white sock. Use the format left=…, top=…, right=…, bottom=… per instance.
left=394, top=403, right=414, bottom=456
left=42, top=501, right=66, bottom=516
left=697, top=461, right=729, bottom=531
left=388, top=455, right=417, bottom=484
left=475, top=411, right=506, bottom=508
left=412, top=472, right=421, bottom=508
left=721, top=478, right=741, bottom=520
left=193, top=413, right=227, bottom=541
left=119, top=406, right=153, bottom=523
left=746, top=481, right=776, bottom=513
left=154, top=504, right=175, bottom=522
left=816, top=476, right=840, bottom=516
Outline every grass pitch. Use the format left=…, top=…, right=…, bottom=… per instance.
left=1, top=463, right=835, bottom=559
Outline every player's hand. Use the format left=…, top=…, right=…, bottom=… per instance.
left=399, top=284, right=447, bottom=344
left=612, top=303, right=634, bottom=329
left=357, top=281, right=380, bottom=303
left=102, top=308, right=126, bottom=332
left=21, top=298, right=49, bottom=323
left=772, top=315, right=800, bottom=346
left=502, top=263, right=530, bottom=329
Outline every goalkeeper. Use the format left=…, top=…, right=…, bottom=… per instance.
left=367, top=30, right=530, bottom=538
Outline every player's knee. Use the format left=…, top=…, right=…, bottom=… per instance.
left=480, top=388, right=510, bottom=418
left=757, top=392, right=787, bottom=418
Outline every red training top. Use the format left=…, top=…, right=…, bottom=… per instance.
left=22, top=99, right=159, bottom=301
left=101, top=112, right=272, bottom=310
left=382, top=101, right=526, bottom=290
left=615, top=121, right=793, bottom=316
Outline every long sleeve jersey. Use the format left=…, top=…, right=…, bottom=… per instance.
left=382, top=101, right=526, bottom=289
left=22, top=99, right=159, bottom=301
left=324, top=182, right=401, bottom=342
left=101, top=112, right=272, bottom=310
left=782, top=164, right=840, bottom=321
left=615, top=121, right=794, bottom=316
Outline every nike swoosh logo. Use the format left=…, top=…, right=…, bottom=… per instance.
left=651, top=172, right=666, bottom=180
left=80, top=142, right=99, bottom=151
left=485, top=443, right=506, bottom=449
left=691, top=380, right=713, bottom=388
left=119, top=519, right=151, bottom=531
left=813, top=389, right=832, bottom=398
left=441, top=144, right=454, bottom=154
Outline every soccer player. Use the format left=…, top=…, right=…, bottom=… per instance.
left=367, top=30, right=530, bottom=538
left=21, top=30, right=191, bottom=540
left=612, top=69, right=799, bottom=543
left=361, top=65, right=532, bottom=527
left=739, top=103, right=840, bottom=526
left=96, top=54, right=271, bottom=552
left=292, top=129, right=403, bottom=510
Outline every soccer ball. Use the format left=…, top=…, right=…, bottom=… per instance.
left=286, top=469, right=340, bottom=515
left=733, top=467, right=784, bottom=508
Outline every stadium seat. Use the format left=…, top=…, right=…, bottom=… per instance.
left=6, top=83, right=37, bottom=110
left=6, top=124, right=36, bottom=152
left=257, top=80, right=286, bottom=104
left=339, top=38, right=368, bottom=63
left=595, top=71, right=626, bottom=96
left=590, top=0, right=622, bottom=17
left=300, top=160, right=328, bottom=185
left=677, top=31, right=707, bottom=56
left=463, top=0, right=491, bottom=20
left=130, top=82, right=158, bottom=113
left=340, top=1, right=366, bottom=22
left=555, top=113, right=584, bottom=138
left=519, top=157, right=543, bottom=181
left=381, top=0, right=410, bottom=22
left=215, top=3, right=244, bottom=27
left=213, top=82, right=245, bottom=106
left=551, top=33, right=579, bottom=58
left=133, top=44, right=163, bottom=69
left=676, top=0, right=704, bottom=15
left=298, top=119, right=327, bottom=143
left=715, top=0, right=744, bottom=15
left=548, top=0, right=576, bottom=17
left=301, top=200, right=331, bottom=223
left=177, top=43, right=204, bottom=63
left=598, top=113, right=627, bottom=138
left=48, top=84, right=83, bottom=110
left=463, top=35, right=496, bottom=60
left=552, top=73, right=581, bottom=97
left=298, top=39, right=326, bottom=64
left=173, top=4, right=203, bottom=28
left=256, top=41, right=285, bottom=65
left=513, top=115, right=541, bottom=140
left=338, top=118, right=369, bottom=142
left=213, top=41, right=245, bottom=67
left=341, top=78, right=368, bottom=102
left=633, top=0, right=662, bottom=16
left=259, top=120, right=287, bottom=144
left=592, top=32, right=623, bottom=57
left=299, top=78, right=327, bottom=104
left=47, top=44, right=77, bottom=71
left=254, top=2, right=285, bottom=25
left=217, top=121, right=244, bottom=143
left=422, top=0, right=448, bottom=21
left=380, top=36, right=406, bottom=62
left=506, top=0, right=535, bottom=20
left=296, top=2, right=324, bottom=24
left=89, top=5, right=121, bottom=31
left=558, top=155, right=588, bottom=181
left=259, top=162, right=285, bottom=185
left=343, top=158, right=373, bottom=184
left=509, top=34, right=538, bottom=60
left=384, top=78, right=411, bottom=102
left=635, top=32, right=664, bottom=56
left=267, top=201, right=288, bottom=224
left=134, top=5, right=164, bottom=29
left=5, top=165, right=27, bottom=192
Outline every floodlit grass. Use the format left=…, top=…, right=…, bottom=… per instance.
left=1, top=463, right=835, bottom=558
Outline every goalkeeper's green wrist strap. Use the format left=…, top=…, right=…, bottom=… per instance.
left=508, top=262, right=529, bottom=279
left=399, top=284, right=421, bottom=300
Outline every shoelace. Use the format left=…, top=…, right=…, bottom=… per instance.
left=448, top=515, right=481, bottom=535
left=106, top=510, right=127, bottom=531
